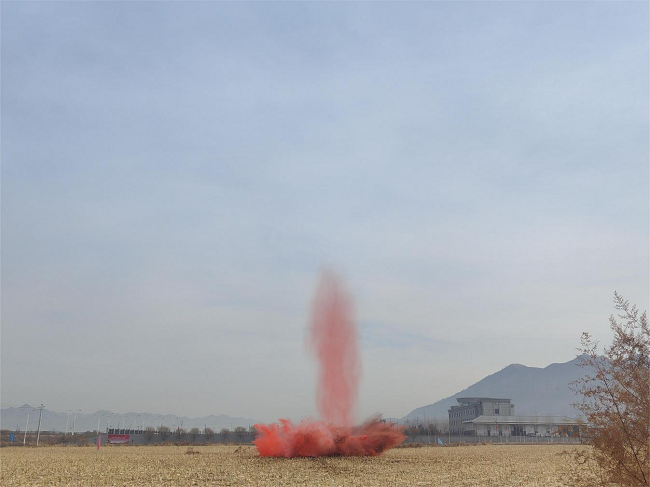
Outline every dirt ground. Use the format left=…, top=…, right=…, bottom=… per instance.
left=1, top=443, right=603, bottom=486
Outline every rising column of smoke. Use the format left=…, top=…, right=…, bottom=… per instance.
left=253, top=270, right=405, bottom=457
left=309, top=270, right=360, bottom=427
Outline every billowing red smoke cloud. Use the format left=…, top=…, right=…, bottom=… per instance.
left=254, top=416, right=405, bottom=458
left=254, top=271, right=405, bottom=457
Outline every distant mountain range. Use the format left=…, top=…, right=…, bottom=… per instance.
left=402, top=355, right=591, bottom=422
left=0, top=406, right=259, bottom=433
left=2, top=356, right=592, bottom=432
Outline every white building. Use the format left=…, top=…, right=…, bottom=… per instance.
left=448, top=397, right=514, bottom=434
left=469, top=415, right=580, bottom=437
left=448, top=397, right=580, bottom=437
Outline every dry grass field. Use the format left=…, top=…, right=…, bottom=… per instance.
left=1, top=444, right=603, bottom=486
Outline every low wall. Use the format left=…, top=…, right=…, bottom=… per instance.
left=101, top=433, right=255, bottom=445
left=97, top=433, right=581, bottom=446
left=404, top=435, right=582, bottom=445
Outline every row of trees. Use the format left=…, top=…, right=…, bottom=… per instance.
left=401, top=420, right=449, bottom=437
left=1, top=430, right=97, bottom=446
left=143, top=425, right=253, bottom=443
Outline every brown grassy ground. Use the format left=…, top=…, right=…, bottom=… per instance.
left=0, top=444, right=603, bottom=486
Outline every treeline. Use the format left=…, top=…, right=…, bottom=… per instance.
left=142, top=425, right=256, bottom=443
left=399, top=420, right=449, bottom=437
left=0, top=430, right=97, bottom=446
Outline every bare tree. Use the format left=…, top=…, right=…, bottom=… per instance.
left=189, top=427, right=200, bottom=443
left=424, top=420, right=445, bottom=435
left=572, top=292, right=649, bottom=486
left=144, top=426, right=156, bottom=443
left=157, top=425, right=171, bottom=441
left=205, top=427, right=215, bottom=441
left=220, top=428, right=230, bottom=438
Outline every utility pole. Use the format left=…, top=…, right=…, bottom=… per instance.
left=23, top=411, right=31, bottom=445
left=72, top=410, right=81, bottom=435
left=36, top=404, right=44, bottom=446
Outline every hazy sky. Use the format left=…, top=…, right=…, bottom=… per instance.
left=2, top=1, right=648, bottom=423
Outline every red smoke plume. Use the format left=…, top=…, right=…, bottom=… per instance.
left=254, top=417, right=405, bottom=458
left=254, top=271, right=405, bottom=457
left=310, top=270, right=359, bottom=427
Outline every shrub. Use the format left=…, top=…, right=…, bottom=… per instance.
left=572, top=292, right=649, bottom=486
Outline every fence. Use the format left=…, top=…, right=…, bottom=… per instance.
left=404, top=434, right=582, bottom=445
left=102, top=432, right=256, bottom=445
left=2, top=431, right=582, bottom=447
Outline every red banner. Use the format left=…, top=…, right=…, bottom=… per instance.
left=107, top=434, right=130, bottom=444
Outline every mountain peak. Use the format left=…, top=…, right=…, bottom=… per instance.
left=503, top=363, right=526, bottom=369
left=402, top=356, right=590, bottom=421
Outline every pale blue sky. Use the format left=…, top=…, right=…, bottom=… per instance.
left=2, top=1, right=648, bottom=422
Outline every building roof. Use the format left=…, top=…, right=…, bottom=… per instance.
left=465, top=415, right=579, bottom=425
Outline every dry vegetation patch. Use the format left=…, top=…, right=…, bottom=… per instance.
left=1, top=444, right=603, bottom=486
